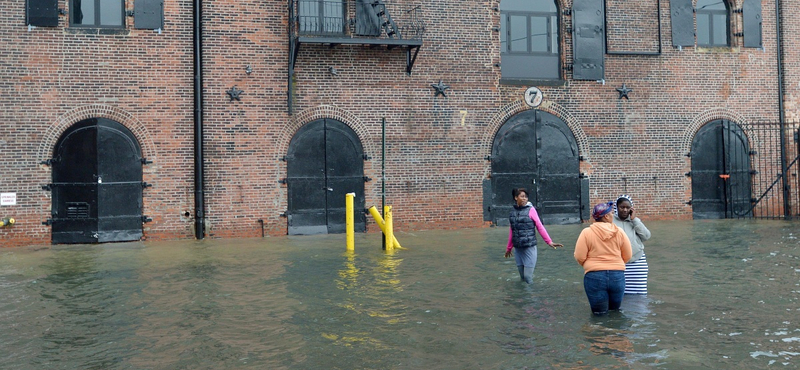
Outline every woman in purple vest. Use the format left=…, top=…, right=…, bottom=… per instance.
left=504, top=188, right=563, bottom=284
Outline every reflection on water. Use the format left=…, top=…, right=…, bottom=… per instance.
left=0, top=220, right=799, bottom=369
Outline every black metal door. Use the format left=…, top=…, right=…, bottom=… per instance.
left=51, top=118, right=143, bottom=243
left=691, top=120, right=753, bottom=219
left=488, top=110, right=581, bottom=226
left=286, top=119, right=366, bottom=235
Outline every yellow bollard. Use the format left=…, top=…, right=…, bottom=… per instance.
left=367, top=206, right=405, bottom=250
left=384, top=205, right=394, bottom=251
left=345, top=193, right=355, bottom=251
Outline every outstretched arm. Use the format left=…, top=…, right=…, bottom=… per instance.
left=529, top=207, right=563, bottom=249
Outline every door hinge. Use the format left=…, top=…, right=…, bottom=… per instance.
left=363, top=176, right=372, bottom=182
left=363, top=154, right=371, bottom=160
left=142, top=215, right=153, bottom=223
left=485, top=155, right=492, bottom=161
left=141, top=182, right=153, bottom=188
left=685, top=200, right=692, bottom=205
left=41, top=184, right=52, bottom=191
left=685, top=171, right=691, bottom=177
left=140, top=157, right=153, bottom=164
left=42, top=219, right=53, bottom=226
left=279, top=211, right=288, bottom=218
left=40, top=158, right=58, bottom=165
left=279, top=178, right=288, bottom=184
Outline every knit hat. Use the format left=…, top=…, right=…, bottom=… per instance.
left=592, top=201, right=615, bottom=221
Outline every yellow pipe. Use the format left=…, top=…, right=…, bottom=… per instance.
left=367, top=206, right=405, bottom=250
left=0, top=217, right=14, bottom=227
left=345, top=193, right=355, bottom=251
left=384, top=205, right=394, bottom=251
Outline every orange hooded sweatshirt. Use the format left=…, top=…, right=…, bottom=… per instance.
left=574, top=222, right=632, bottom=274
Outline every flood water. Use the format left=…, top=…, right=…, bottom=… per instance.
left=1, top=219, right=799, bottom=369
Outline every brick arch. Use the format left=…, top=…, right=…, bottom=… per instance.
left=37, top=104, right=157, bottom=162
left=278, top=105, right=376, bottom=159
left=480, top=99, right=591, bottom=161
left=681, top=108, right=748, bottom=154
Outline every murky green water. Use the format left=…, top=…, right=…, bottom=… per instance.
left=1, top=220, right=799, bottom=369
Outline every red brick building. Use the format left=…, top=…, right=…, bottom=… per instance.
left=1, top=0, right=798, bottom=247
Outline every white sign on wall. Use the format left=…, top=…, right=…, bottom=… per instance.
left=1, top=193, right=16, bottom=206
left=524, top=86, right=543, bottom=108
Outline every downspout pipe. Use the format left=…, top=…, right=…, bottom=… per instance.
left=193, top=0, right=206, bottom=238
left=775, top=0, right=791, bottom=220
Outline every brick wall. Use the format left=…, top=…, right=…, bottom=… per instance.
left=0, top=0, right=795, bottom=247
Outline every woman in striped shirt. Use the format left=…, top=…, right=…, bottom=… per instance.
left=613, top=195, right=652, bottom=295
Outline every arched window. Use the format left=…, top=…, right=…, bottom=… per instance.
left=500, top=0, right=560, bottom=81
left=696, top=0, right=729, bottom=47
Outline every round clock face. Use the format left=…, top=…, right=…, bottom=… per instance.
left=524, top=87, right=543, bottom=108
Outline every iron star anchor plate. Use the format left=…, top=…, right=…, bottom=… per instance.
left=431, top=80, right=450, bottom=97
left=616, top=84, right=632, bottom=100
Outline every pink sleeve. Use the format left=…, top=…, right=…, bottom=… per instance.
left=528, top=207, right=553, bottom=245
left=506, top=228, right=514, bottom=252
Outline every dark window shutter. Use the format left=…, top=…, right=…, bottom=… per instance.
left=669, top=0, right=694, bottom=47
left=355, top=0, right=381, bottom=36
left=134, top=0, right=163, bottom=29
left=572, top=0, right=604, bottom=81
left=27, top=0, right=59, bottom=27
left=742, top=0, right=762, bottom=48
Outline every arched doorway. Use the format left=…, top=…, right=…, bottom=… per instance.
left=486, top=110, right=584, bottom=225
left=690, top=119, right=753, bottom=219
left=50, top=118, right=144, bottom=243
left=286, top=119, right=366, bottom=235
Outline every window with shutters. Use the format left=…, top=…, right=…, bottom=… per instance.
left=499, top=0, right=561, bottom=82
left=696, top=0, right=729, bottom=47
left=70, top=0, right=125, bottom=28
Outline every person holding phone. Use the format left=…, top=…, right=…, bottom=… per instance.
left=613, top=195, right=651, bottom=295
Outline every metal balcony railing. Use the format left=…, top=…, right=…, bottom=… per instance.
left=291, top=0, right=425, bottom=41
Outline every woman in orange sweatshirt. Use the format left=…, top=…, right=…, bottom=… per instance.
left=574, top=201, right=632, bottom=315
